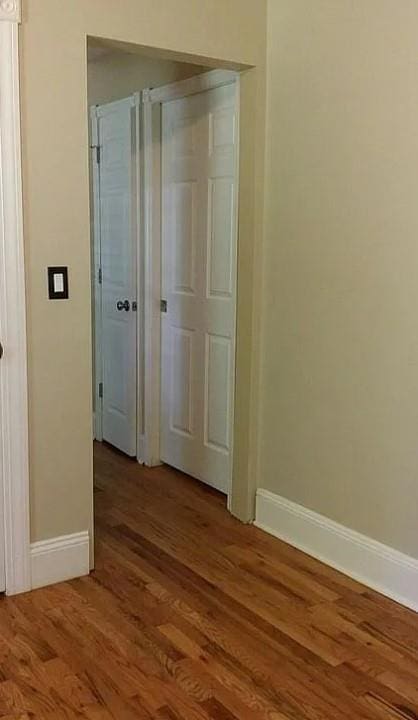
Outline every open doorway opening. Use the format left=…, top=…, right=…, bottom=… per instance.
left=88, top=39, right=240, bottom=546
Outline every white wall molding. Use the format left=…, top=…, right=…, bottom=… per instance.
left=140, top=90, right=162, bottom=467
left=0, top=12, right=31, bottom=595
left=0, top=0, right=20, bottom=22
left=90, top=105, right=103, bottom=445
left=31, top=532, right=90, bottom=590
left=255, top=489, right=418, bottom=613
left=149, top=69, right=238, bottom=104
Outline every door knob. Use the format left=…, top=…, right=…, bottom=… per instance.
left=116, top=300, right=130, bottom=311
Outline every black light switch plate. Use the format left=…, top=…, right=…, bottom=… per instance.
left=47, top=266, right=69, bottom=300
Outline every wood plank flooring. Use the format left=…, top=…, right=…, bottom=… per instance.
left=0, top=442, right=418, bottom=719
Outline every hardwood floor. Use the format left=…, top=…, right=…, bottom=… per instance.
left=0, top=443, right=418, bottom=719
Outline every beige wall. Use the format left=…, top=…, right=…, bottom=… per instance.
left=87, top=49, right=205, bottom=107
left=260, top=0, right=418, bottom=557
left=20, top=0, right=417, bottom=561
left=20, top=0, right=266, bottom=543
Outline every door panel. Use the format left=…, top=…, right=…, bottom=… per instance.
left=161, top=83, right=237, bottom=493
left=207, top=178, right=234, bottom=298
left=172, top=181, right=197, bottom=294
left=97, top=97, right=138, bottom=456
left=204, top=333, right=231, bottom=452
left=170, top=327, right=194, bottom=436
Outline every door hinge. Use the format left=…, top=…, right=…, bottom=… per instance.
left=98, top=267, right=102, bottom=285
left=91, top=144, right=101, bottom=164
left=160, top=299, right=167, bottom=313
left=98, top=382, right=103, bottom=399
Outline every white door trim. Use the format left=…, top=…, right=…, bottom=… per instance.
left=90, top=105, right=103, bottom=442
left=141, top=71, right=240, bottom=502
left=148, top=69, right=238, bottom=105
left=140, top=91, right=162, bottom=466
left=0, top=1, right=32, bottom=595
left=228, top=77, right=240, bottom=509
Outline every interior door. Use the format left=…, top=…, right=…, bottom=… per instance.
left=97, top=97, right=138, bottom=456
left=161, top=83, right=238, bottom=493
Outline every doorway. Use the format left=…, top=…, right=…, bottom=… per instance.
left=89, top=43, right=239, bottom=501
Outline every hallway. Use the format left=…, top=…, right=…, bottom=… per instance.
left=0, top=443, right=417, bottom=718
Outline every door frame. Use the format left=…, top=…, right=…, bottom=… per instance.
left=141, top=69, right=240, bottom=505
left=90, top=102, right=103, bottom=442
left=0, top=3, right=31, bottom=596
left=90, top=93, right=142, bottom=454
left=91, top=70, right=241, bottom=504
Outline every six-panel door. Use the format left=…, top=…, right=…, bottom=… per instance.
left=160, top=84, right=238, bottom=493
left=98, top=98, right=138, bottom=457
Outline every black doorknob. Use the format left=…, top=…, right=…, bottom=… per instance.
left=116, top=300, right=130, bottom=311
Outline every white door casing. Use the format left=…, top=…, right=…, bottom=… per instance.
left=93, top=96, right=139, bottom=457
left=140, top=92, right=162, bottom=466
left=160, top=83, right=238, bottom=494
left=0, top=0, right=31, bottom=596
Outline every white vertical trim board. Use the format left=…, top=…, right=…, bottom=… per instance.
left=133, top=91, right=147, bottom=465
left=31, top=532, right=90, bottom=590
left=90, top=105, right=103, bottom=443
left=227, top=75, right=240, bottom=510
left=0, top=6, right=32, bottom=596
left=140, top=90, right=162, bottom=467
left=255, top=489, right=418, bottom=613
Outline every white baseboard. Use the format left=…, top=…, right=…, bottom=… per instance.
left=31, top=531, right=90, bottom=590
left=255, top=489, right=418, bottom=613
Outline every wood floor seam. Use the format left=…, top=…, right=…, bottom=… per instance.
left=0, top=442, right=417, bottom=719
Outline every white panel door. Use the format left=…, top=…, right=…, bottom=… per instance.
left=161, top=83, right=238, bottom=493
left=97, top=97, right=138, bottom=456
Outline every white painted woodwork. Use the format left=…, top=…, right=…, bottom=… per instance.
left=96, top=97, right=138, bottom=456
left=0, top=3, right=31, bottom=596
left=160, top=83, right=238, bottom=493
left=31, top=531, right=90, bottom=590
left=149, top=70, right=237, bottom=105
left=256, top=488, right=418, bottom=613
left=0, top=0, right=20, bottom=22
left=140, top=93, right=162, bottom=466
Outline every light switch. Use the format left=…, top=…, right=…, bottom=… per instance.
left=48, top=266, right=69, bottom=300
left=53, top=273, right=64, bottom=293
